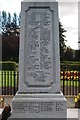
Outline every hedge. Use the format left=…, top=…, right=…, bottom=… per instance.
left=0, top=61, right=17, bottom=71
left=60, top=61, right=80, bottom=71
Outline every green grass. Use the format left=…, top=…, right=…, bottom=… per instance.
left=0, top=71, right=18, bottom=87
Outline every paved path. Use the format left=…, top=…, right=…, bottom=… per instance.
left=67, top=109, right=78, bottom=118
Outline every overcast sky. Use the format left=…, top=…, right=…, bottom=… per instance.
left=59, top=2, right=78, bottom=50
left=0, top=0, right=78, bottom=50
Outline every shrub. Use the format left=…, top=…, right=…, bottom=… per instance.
left=60, top=61, right=80, bottom=71
left=0, top=61, right=17, bottom=71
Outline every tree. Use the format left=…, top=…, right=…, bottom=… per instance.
left=74, top=50, right=80, bottom=61
left=59, top=21, right=67, bottom=61
left=18, top=12, right=21, bottom=26
left=2, top=21, right=20, bottom=62
left=1, top=11, right=73, bottom=62
left=7, top=12, right=11, bottom=24
left=13, top=13, right=17, bottom=25
left=2, top=12, right=20, bottom=62
left=63, top=46, right=74, bottom=61
left=2, top=11, right=7, bottom=31
left=2, top=32, right=19, bottom=62
left=2, top=22, right=19, bottom=36
left=2, top=11, right=19, bottom=36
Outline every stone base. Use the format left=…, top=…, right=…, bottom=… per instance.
left=8, top=92, right=67, bottom=119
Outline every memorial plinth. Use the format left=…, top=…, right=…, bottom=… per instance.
left=8, top=0, right=67, bottom=119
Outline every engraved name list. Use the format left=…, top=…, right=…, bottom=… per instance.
left=25, top=8, right=54, bottom=86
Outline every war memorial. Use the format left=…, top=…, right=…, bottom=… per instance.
left=8, top=0, right=67, bottom=119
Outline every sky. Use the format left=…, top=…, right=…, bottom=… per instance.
left=0, top=0, right=79, bottom=50
left=59, top=2, right=78, bottom=50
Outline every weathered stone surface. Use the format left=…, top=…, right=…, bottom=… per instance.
left=19, top=1, right=60, bottom=93
left=8, top=93, right=67, bottom=119
left=8, top=1, right=67, bottom=119
left=25, top=8, right=54, bottom=87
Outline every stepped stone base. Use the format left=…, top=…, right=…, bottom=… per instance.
left=8, top=92, right=67, bottom=119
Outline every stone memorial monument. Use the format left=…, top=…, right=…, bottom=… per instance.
left=8, top=0, right=67, bottom=119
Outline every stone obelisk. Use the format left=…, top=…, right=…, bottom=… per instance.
left=8, top=0, right=67, bottom=119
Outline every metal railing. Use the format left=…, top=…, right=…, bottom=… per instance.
left=61, top=71, right=80, bottom=96
left=0, top=70, right=80, bottom=96
left=0, top=71, right=18, bottom=95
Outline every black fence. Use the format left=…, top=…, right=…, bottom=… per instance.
left=0, top=70, right=80, bottom=96
left=61, top=71, right=80, bottom=96
left=0, top=71, right=18, bottom=95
